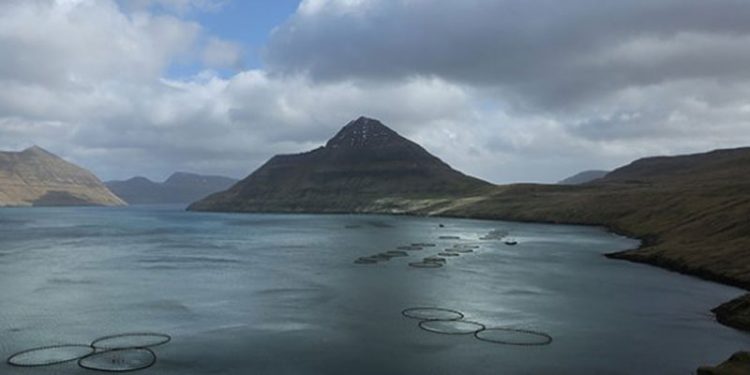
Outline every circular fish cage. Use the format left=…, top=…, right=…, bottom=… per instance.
left=437, top=251, right=460, bottom=257
left=385, top=250, right=409, bottom=257
left=354, top=257, right=379, bottom=264
left=408, top=261, right=443, bottom=268
left=90, top=333, right=171, bottom=350
left=397, top=246, right=423, bottom=251
left=7, top=344, right=94, bottom=367
left=368, top=253, right=394, bottom=261
left=418, top=320, right=486, bottom=335
left=411, top=243, right=436, bottom=247
left=453, top=244, right=480, bottom=249
left=474, top=327, right=553, bottom=346
left=402, top=307, right=464, bottom=321
left=422, top=256, right=447, bottom=264
left=78, top=347, right=157, bottom=372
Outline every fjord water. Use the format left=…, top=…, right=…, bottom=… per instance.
left=0, top=206, right=747, bottom=374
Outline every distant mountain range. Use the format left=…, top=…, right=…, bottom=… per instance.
left=106, top=172, right=237, bottom=205
left=189, top=116, right=492, bottom=212
left=557, top=170, right=608, bottom=184
left=0, top=146, right=124, bottom=207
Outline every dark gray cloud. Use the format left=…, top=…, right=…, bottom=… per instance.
left=266, top=0, right=750, bottom=109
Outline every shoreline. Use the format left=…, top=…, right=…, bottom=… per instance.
left=190, top=204, right=750, bottom=329
left=426, top=209, right=750, bottom=329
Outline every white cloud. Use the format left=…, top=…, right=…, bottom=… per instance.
left=201, top=37, right=243, bottom=70
left=2, top=0, right=750, bottom=185
left=121, top=0, right=227, bottom=14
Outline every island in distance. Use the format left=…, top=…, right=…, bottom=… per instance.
left=106, top=172, right=237, bottom=205
left=0, top=145, right=124, bottom=207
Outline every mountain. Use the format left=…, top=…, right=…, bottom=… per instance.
left=106, top=172, right=237, bottom=204
left=0, top=146, right=125, bottom=207
left=557, top=170, right=608, bottom=184
left=598, top=147, right=750, bottom=184
left=189, top=116, right=493, bottom=212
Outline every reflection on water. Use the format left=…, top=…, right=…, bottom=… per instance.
left=0, top=205, right=748, bottom=374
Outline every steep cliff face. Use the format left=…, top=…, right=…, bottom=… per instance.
left=189, top=116, right=493, bottom=212
left=0, top=146, right=125, bottom=207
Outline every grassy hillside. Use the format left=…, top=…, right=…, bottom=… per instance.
left=420, top=148, right=750, bottom=333
left=434, top=181, right=750, bottom=289
left=0, top=146, right=125, bottom=207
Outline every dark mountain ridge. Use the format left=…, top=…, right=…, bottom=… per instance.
left=189, top=116, right=493, bottom=212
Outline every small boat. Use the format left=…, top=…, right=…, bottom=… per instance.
left=504, top=239, right=518, bottom=246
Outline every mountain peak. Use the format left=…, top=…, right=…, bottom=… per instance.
left=189, top=117, right=493, bottom=213
left=21, top=145, right=55, bottom=157
left=325, top=116, right=402, bottom=149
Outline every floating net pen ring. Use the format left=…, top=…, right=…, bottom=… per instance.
left=385, top=251, right=409, bottom=257
left=402, top=307, right=464, bottom=321
left=90, top=333, right=171, bottom=350
left=474, top=327, right=553, bottom=346
left=418, top=320, right=486, bottom=335
left=7, top=344, right=94, bottom=367
left=437, top=252, right=460, bottom=257
left=77, top=347, right=156, bottom=372
left=408, top=261, right=443, bottom=268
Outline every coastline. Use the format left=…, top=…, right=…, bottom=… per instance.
left=189, top=180, right=750, bottom=372
left=418, top=192, right=750, bottom=332
left=192, top=201, right=750, bottom=331
left=424, top=203, right=750, bottom=372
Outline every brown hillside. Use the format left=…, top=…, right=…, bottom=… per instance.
left=0, top=146, right=125, bottom=207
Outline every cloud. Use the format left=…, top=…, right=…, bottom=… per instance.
left=120, top=0, right=227, bottom=14
left=0, top=0, right=200, bottom=89
left=259, top=0, right=750, bottom=180
left=201, top=37, right=244, bottom=70
left=67, top=71, right=478, bottom=181
left=266, top=0, right=750, bottom=108
left=2, top=0, right=750, bottom=184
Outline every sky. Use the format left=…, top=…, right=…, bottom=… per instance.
left=1, top=0, right=750, bottom=183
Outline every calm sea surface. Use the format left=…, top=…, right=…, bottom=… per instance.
left=0, top=205, right=747, bottom=374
